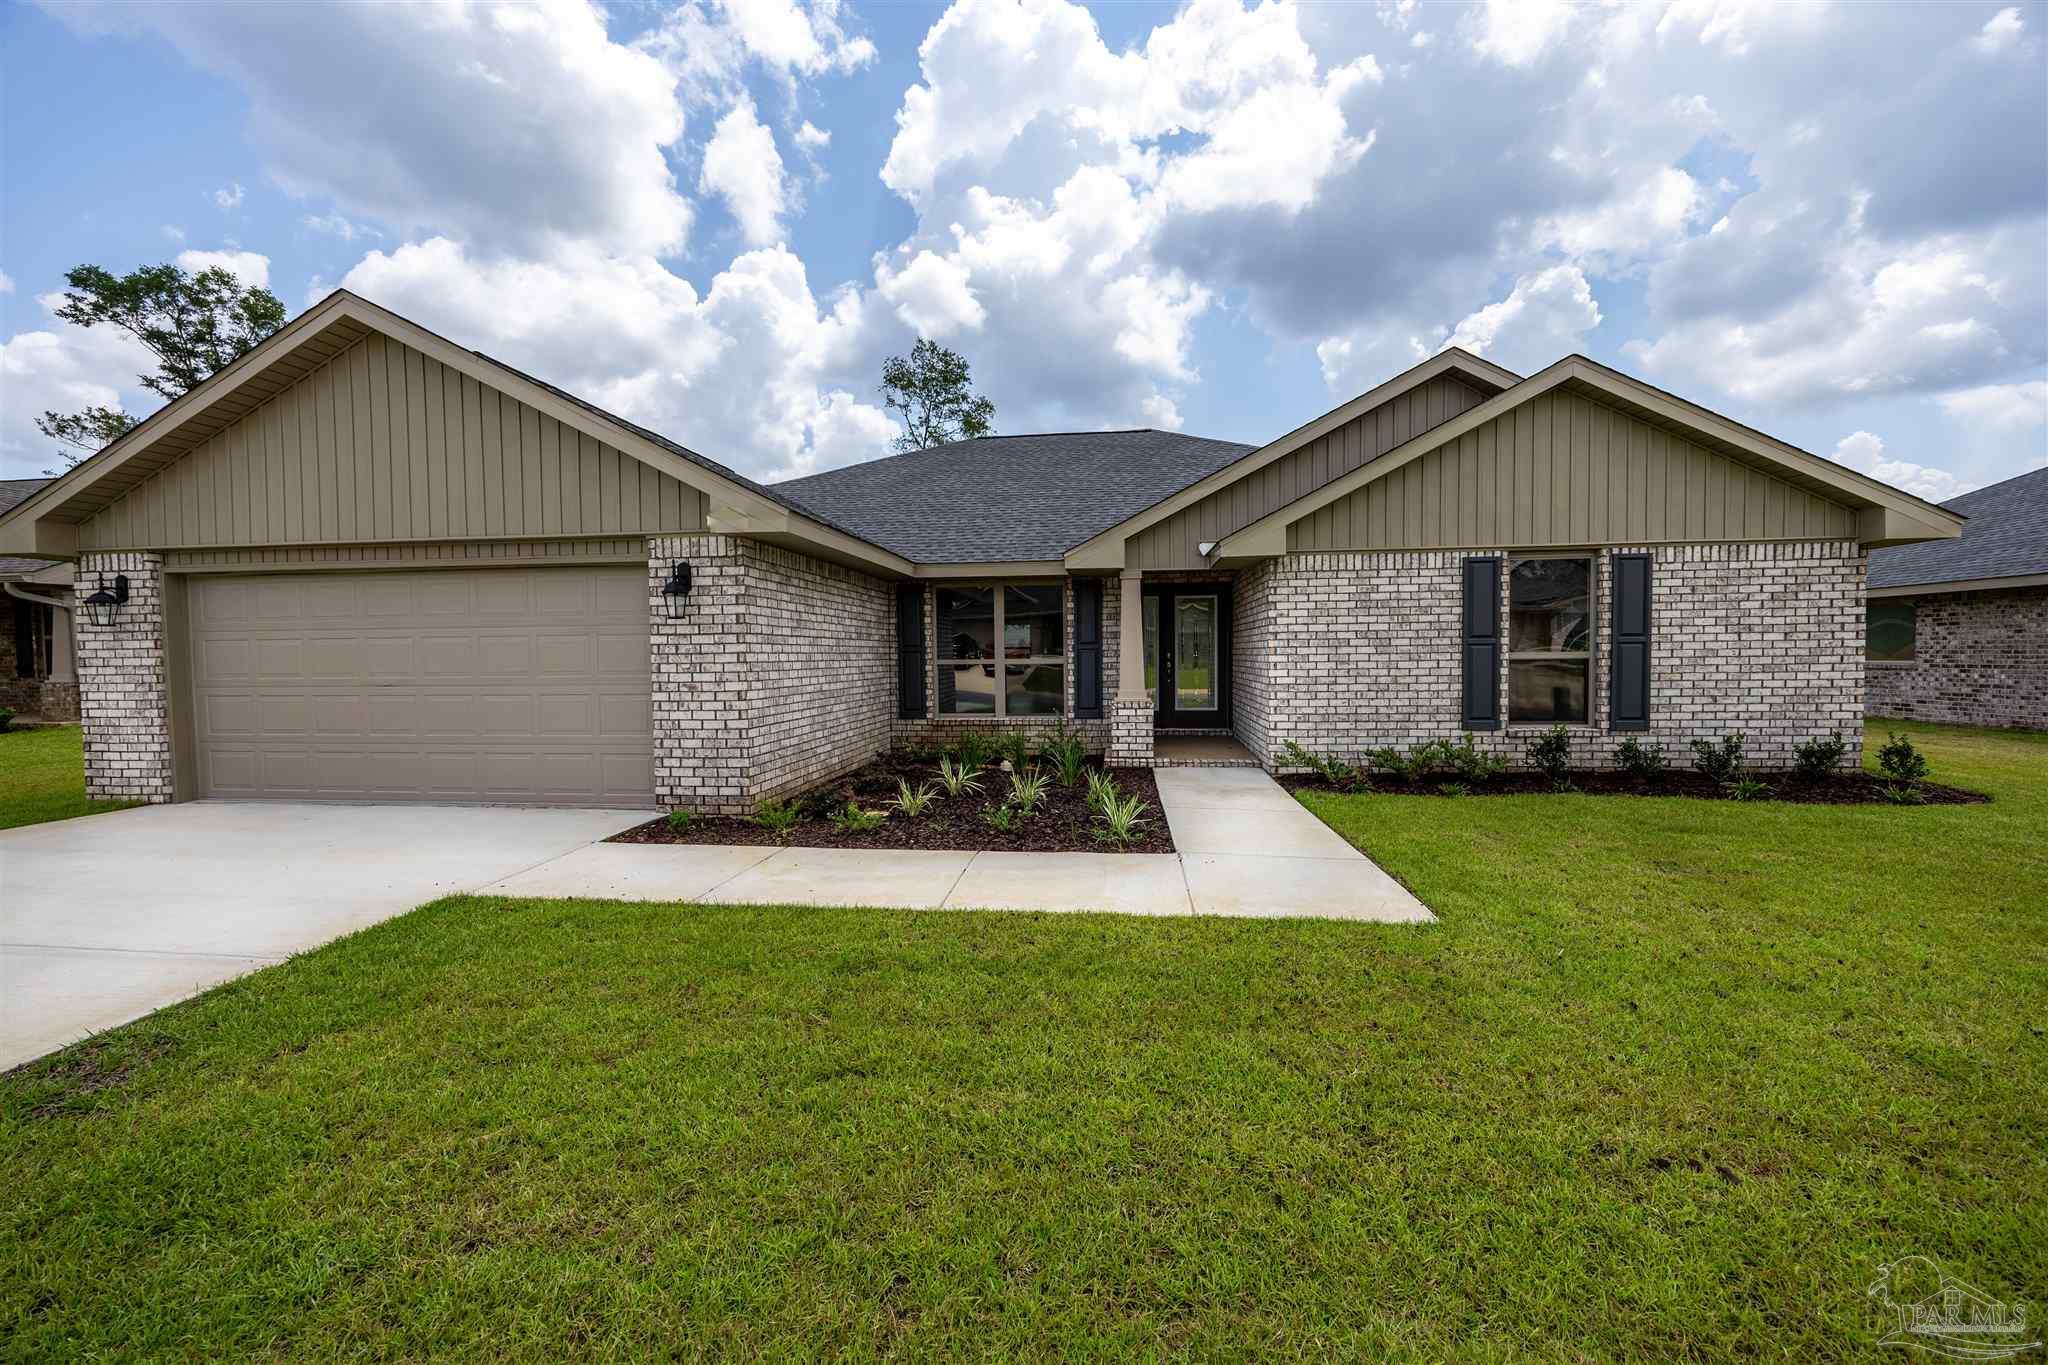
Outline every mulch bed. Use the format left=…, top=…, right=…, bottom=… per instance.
left=1277, top=770, right=1989, bottom=806
left=612, top=753, right=1176, bottom=854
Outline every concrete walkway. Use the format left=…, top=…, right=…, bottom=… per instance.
left=488, top=767, right=1432, bottom=924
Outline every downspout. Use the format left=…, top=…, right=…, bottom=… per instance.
left=4, top=580, right=69, bottom=613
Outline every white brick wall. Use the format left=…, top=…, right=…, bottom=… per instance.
left=1248, top=541, right=1866, bottom=773
left=76, top=551, right=173, bottom=802
left=649, top=535, right=893, bottom=814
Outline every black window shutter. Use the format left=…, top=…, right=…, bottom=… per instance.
left=895, top=583, right=926, bottom=720
left=12, top=600, right=33, bottom=680
left=1609, top=552, right=1652, bottom=732
left=1460, top=557, right=1501, bottom=731
left=1073, top=578, right=1103, bottom=719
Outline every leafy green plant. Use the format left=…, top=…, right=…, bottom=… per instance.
left=1445, top=735, right=1505, bottom=785
left=1093, top=790, right=1152, bottom=848
left=997, top=733, right=1037, bottom=772
left=752, top=798, right=803, bottom=837
left=980, top=803, right=1020, bottom=833
left=1792, top=732, right=1847, bottom=782
left=892, top=779, right=938, bottom=818
left=1614, top=737, right=1668, bottom=778
left=1008, top=765, right=1050, bottom=815
left=1728, top=777, right=1771, bottom=802
left=1084, top=767, right=1121, bottom=815
left=1878, top=731, right=1930, bottom=785
left=938, top=756, right=985, bottom=798
left=1438, top=782, right=1469, bottom=798
left=1525, top=725, right=1574, bottom=790
left=828, top=800, right=888, bottom=834
left=1041, top=725, right=1089, bottom=786
left=1881, top=781, right=1926, bottom=805
left=1690, top=733, right=1746, bottom=786
left=1284, top=740, right=1367, bottom=791
left=0, top=706, right=15, bottom=734
left=949, top=731, right=994, bottom=769
left=1367, top=740, right=1458, bottom=784
left=664, top=809, right=691, bottom=834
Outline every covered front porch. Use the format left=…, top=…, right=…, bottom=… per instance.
left=1106, top=567, right=1264, bottom=770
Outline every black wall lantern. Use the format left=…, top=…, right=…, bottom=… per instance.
left=659, top=561, right=693, bottom=620
left=81, top=573, right=129, bottom=628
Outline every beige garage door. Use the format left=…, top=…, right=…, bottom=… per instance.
left=188, top=565, right=652, bottom=806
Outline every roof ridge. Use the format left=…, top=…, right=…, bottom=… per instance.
left=1944, top=463, right=2048, bottom=506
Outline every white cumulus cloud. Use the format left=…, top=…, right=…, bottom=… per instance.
left=699, top=99, right=792, bottom=246
left=1829, top=430, right=1977, bottom=501
left=175, top=248, right=271, bottom=289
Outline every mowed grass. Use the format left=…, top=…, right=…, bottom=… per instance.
left=0, top=725, right=136, bottom=830
left=3, top=722, right=2044, bottom=1359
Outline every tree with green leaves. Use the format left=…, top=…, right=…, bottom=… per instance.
left=35, top=262, right=288, bottom=470
left=878, top=338, right=995, bottom=453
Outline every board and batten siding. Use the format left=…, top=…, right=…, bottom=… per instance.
left=1128, top=372, right=1489, bottom=570
left=80, top=333, right=705, bottom=551
left=1289, top=388, right=1857, bottom=552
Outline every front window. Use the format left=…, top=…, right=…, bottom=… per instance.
left=1507, top=556, right=1592, bottom=724
left=935, top=583, right=1064, bottom=717
left=1867, top=600, right=1916, bottom=661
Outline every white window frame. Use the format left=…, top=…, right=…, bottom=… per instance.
left=933, top=580, right=1067, bottom=719
left=1505, top=553, right=1596, bottom=726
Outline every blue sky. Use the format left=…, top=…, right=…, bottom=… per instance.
left=3, top=0, right=2043, bottom=499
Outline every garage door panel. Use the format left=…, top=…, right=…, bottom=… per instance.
left=190, top=566, right=651, bottom=807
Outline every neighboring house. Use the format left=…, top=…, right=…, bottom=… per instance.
left=0, top=477, right=81, bottom=722
left=1866, top=467, right=2048, bottom=730
left=0, top=291, right=1961, bottom=812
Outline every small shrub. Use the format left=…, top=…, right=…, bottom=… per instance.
left=753, top=798, right=803, bottom=837
left=1042, top=725, right=1089, bottom=786
left=1525, top=725, right=1574, bottom=790
left=892, top=778, right=938, bottom=818
left=1093, top=790, right=1152, bottom=848
left=1792, top=731, right=1847, bottom=781
left=1690, top=732, right=1746, bottom=786
left=1438, top=782, right=1469, bottom=798
left=1445, top=735, right=1505, bottom=785
left=828, top=800, right=888, bottom=834
left=938, top=756, right=985, bottom=798
left=1878, top=731, right=1930, bottom=785
left=0, top=706, right=14, bottom=733
left=664, top=809, right=692, bottom=833
left=1283, top=740, right=1366, bottom=791
left=1881, top=781, right=1926, bottom=806
left=1614, top=737, right=1668, bottom=778
left=1727, top=777, right=1771, bottom=802
left=1084, top=767, right=1121, bottom=815
left=997, top=733, right=1036, bottom=772
left=1008, top=765, right=1050, bottom=814
left=950, top=731, right=994, bottom=769
left=980, top=803, right=1020, bottom=833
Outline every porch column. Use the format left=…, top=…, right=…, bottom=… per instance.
left=1108, top=569, right=1153, bottom=767
left=48, top=603, right=76, bottom=684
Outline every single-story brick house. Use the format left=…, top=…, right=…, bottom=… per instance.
left=0, top=291, right=1963, bottom=812
left=1866, top=467, right=2046, bottom=730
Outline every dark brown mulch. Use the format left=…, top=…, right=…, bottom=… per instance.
left=612, top=754, right=1175, bottom=854
left=1277, top=769, right=1989, bottom=806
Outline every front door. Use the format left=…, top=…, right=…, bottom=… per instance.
left=1142, top=584, right=1230, bottom=729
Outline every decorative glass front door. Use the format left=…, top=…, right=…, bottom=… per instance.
left=1142, top=584, right=1231, bottom=729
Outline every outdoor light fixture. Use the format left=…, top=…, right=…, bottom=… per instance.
left=659, top=561, right=693, bottom=620
left=80, top=573, right=129, bottom=629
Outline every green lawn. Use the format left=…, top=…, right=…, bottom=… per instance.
left=3, top=722, right=2043, bottom=1358
left=0, top=725, right=137, bottom=830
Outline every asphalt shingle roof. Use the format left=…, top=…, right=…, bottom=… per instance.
left=1868, top=467, right=2048, bottom=589
left=772, top=430, right=1256, bottom=562
left=0, top=478, right=55, bottom=578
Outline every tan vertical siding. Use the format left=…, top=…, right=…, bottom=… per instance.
left=80, top=336, right=706, bottom=549
left=1128, top=373, right=1489, bottom=569
left=1288, top=389, right=1857, bottom=551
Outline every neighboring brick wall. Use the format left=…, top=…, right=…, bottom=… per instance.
left=0, top=599, right=81, bottom=721
left=889, top=578, right=1120, bottom=752
left=76, top=551, right=173, bottom=802
left=1259, top=541, right=1865, bottom=773
left=1867, top=584, right=2048, bottom=729
left=650, top=535, right=893, bottom=814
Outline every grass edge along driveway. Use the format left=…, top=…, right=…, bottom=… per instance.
left=2, top=720, right=2043, bottom=1359
left=0, top=725, right=137, bottom=830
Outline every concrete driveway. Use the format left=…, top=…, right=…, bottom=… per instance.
left=0, top=802, right=646, bottom=1069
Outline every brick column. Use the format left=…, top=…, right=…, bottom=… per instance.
left=76, top=551, right=173, bottom=802
left=650, top=535, right=751, bottom=814
left=1108, top=568, right=1153, bottom=767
